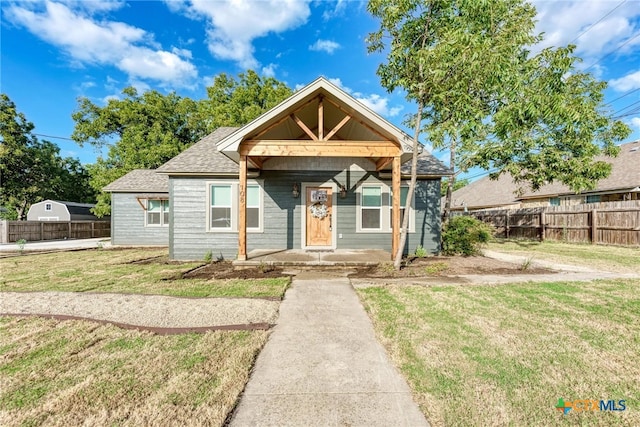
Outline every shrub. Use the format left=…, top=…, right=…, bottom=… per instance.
left=442, top=216, right=493, bottom=256
left=414, top=245, right=428, bottom=258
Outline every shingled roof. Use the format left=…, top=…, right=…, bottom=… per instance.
left=155, top=127, right=239, bottom=174
left=103, top=169, right=168, bottom=193
left=448, top=140, right=640, bottom=210
left=401, top=150, right=452, bottom=176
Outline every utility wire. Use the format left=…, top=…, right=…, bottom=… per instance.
left=570, top=0, right=627, bottom=45
left=585, top=31, right=640, bottom=72
left=34, top=133, right=75, bottom=141
left=605, top=88, right=640, bottom=106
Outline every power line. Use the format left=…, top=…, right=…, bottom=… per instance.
left=34, top=133, right=75, bottom=141
left=605, top=88, right=640, bottom=106
left=570, top=0, right=627, bottom=45
left=613, top=99, right=640, bottom=116
left=585, top=31, right=640, bottom=72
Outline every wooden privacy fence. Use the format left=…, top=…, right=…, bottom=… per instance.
left=469, top=201, right=640, bottom=246
left=0, top=220, right=111, bottom=244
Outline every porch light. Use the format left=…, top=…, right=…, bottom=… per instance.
left=339, top=185, right=347, bottom=199
left=292, top=183, right=300, bottom=198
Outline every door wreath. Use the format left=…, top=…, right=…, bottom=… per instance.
left=309, top=202, right=329, bottom=219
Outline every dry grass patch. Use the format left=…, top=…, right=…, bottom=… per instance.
left=487, top=240, right=640, bottom=274
left=0, top=248, right=289, bottom=298
left=0, top=316, right=267, bottom=426
left=357, top=279, right=640, bottom=426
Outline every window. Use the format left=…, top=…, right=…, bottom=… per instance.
left=586, top=195, right=601, bottom=204
left=207, top=182, right=263, bottom=232
left=247, top=184, right=260, bottom=229
left=549, top=197, right=560, bottom=206
left=45, top=203, right=52, bottom=211
left=361, top=186, right=382, bottom=229
left=390, top=187, right=409, bottom=228
left=147, top=199, right=169, bottom=226
left=210, top=185, right=232, bottom=230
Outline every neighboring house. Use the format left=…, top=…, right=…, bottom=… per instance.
left=448, top=140, right=640, bottom=212
left=26, top=200, right=106, bottom=221
left=103, top=169, right=169, bottom=246
left=106, top=77, right=451, bottom=260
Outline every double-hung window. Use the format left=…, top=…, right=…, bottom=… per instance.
left=208, top=182, right=262, bottom=232
left=390, top=187, right=409, bottom=229
left=361, top=186, right=382, bottom=230
left=147, top=199, right=169, bottom=226
left=210, top=185, right=232, bottom=230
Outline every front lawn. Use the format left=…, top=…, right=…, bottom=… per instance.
left=357, top=279, right=640, bottom=426
left=487, top=240, right=640, bottom=274
left=0, top=316, right=266, bottom=426
left=0, top=248, right=289, bottom=298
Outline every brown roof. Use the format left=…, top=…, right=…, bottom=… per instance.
left=155, top=127, right=240, bottom=174
left=103, top=169, right=168, bottom=193
left=449, top=140, right=640, bottom=209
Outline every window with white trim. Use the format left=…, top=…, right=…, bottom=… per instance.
left=45, top=203, right=52, bottom=211
left=390, top=186, right=409, bottom=228
left=207, top=182, right=263, bottom=232
left=147, top=199, right=169, bottom=226
left=210, top=185, right=232, bottom=230
left=361, top=186, right=382, bottom=230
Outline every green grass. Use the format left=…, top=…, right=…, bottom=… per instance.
left=358, top=279, right=640, bottom=426
left=487, top=240, right=640, bottom=274
left=0, top=317, right=267, bottom=426
left=0, top=248, right=289, bottom=298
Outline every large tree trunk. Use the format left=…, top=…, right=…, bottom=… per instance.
left=393, top=104, right=423, bottom=270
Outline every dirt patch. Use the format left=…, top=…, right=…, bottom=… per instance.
left=349, top=255, right=555, bottom=279
left=182, top=261, right=289, bottom=280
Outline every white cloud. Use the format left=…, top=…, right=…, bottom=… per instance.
left=355, top=93, right=402, bottom=118
left=168, top=0, right=311, bottom=69
left=326, top=77, right=352, bottom=93
left=533, top=1, right=640, bottom=64
left=6, top=1, right=197, bottom=87
left=322, top=0, right=348, bottom=21
left=610, top=70, right=640, bottom=92
left=262, top=63, right=277, bottom=78
left=309, top=39, right=341, bottom=54
left=630, top=117, right=640, bottom=130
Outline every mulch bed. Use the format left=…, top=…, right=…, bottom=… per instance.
left=181, top=261, right=289, bottom=280
left=348, top=255, right=555, bottom=279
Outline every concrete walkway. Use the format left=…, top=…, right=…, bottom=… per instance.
left=230, top=271, right=428, bottom=427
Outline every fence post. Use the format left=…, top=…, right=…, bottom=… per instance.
left=540, top=211, right=546, bottom=242
left=68, top=222, right=72, bottom=239
left=505, top=211, right=510, bottom=239
left=40, top=222, right=44, bottom=241
left=91, top=221, right=95, bottom=238
left=0, top=220, right=7, bottom=244
left=591, top=209, right=597, bottom=244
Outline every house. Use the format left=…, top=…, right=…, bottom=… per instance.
left=26, top=200, right=106, bottom=221
left=105, top=77, right=451, bottom=261
left=103, top=169, right=169, bottom=246
left=449, top=140, right=640, bottom=212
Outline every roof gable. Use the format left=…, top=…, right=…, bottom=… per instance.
left=217, top=77, right=415, bottom=162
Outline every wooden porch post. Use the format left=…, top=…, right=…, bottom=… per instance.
left=391, top=156, right=401, bottom=260
left=238, top=155, right=247, bottom=261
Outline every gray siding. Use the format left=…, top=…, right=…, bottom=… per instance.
left=111, top=193, right=168, bottom=246
left=170, top=171, right=442, bottom=260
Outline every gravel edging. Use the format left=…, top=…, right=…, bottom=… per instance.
left=0, top=291, right=279, bottom=329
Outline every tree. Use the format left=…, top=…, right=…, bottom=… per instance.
left=440, top=178, right=468, bottom=198
left=367, top=0, right=629, bottom=267
left=72, top=71, right=292, bottom=216
left=0, top=94, right=94, bottom=219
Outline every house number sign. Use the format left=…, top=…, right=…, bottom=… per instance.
left=310, top=190, right=328, bottom=202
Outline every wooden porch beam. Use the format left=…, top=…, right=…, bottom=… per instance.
left=318, top=95, right=324, bottom=140
left=240, top=140, right=401, bottom=158
left=324, top=115, right=351, bottom=141
left=324, top=97, right=391, bottom=142
left=290, top=114, right=318, bottom=141
left=238, top=155, right=247, bottom=261
left=375, top=157, right=394, bottom=171
left=391, top=156, right=401, bottom=261
left=248, top=156, right=264, bottom=169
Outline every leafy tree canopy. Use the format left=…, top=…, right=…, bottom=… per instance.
left=72, top=71, right=292, bottom=216
left=367, top=0, right=630, bottom=220
left=0, top=94, right=94, bottom=220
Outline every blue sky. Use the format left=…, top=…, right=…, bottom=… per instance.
left=2, top=0, right=640, bottom=178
